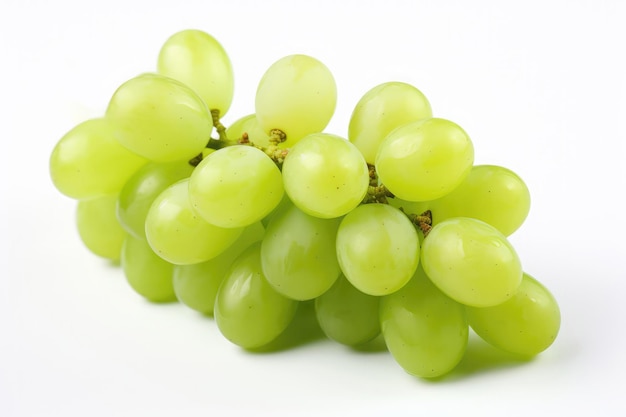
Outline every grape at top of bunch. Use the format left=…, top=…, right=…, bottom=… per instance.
left=49, top=29, right=560, bottom=379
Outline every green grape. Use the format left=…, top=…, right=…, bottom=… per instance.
left=225, top=113, right=270, bottom=148
left=158, top=29, right=234, bottom=116
left=117, top=161, right=194, bottom=239
left=467, top=273, right=560, bottom=356
left=380, top=266, right=468, bottom=378
left=429, top=165, right=531, bottom=236
left=76, top=194, right=126, bottom=261
left=188, top=145, right=284, bottom=228
left=282, top=133, right=369, bottom=218
left=375, top=118, right=474, bottom=201
left=421, top=217, right=522, bottom=307
left=349, top=81, right=432, bottom=163
left=121, top=235, right=176, bottom=302
left=336, top=204, right=419, bottom=296
left=106, top=73, right=212, bottom=162
left=145, top=179, right=243, bottom=265
left=255, top=54, right=337, bottom=144
left=50, top=118, right=147, bottom=199
left=173, top=222, right=265, bottom=315
left=214, top=243, right=298, bottom=349
left=261, top=204, right=341, bottom=300
left=315, top=274, right=380, bottom=346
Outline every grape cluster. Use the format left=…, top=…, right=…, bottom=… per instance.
left=49, top=29, right=560, bottom=379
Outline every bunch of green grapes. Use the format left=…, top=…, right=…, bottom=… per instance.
left=49, top=29, right=560, bottom=378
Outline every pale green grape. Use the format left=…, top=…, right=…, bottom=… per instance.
left=336, top=203, right=419, bottom=296
left=349, top=82, right=432, bottom=163
left=50, top=118, right=147, bottom=199
left=173, top=222, right=265, bottom=315
left=467, top=273, right=560, bottom=356
left=421, top=217, right=522, bottom=307
left=188, top=145, right=284, bottom=228
left=76, top=194, right=126, bottom=261
left=117, top=161, right=194, bottom=239
left=145, top=179, right=243, bottom=265
left=158, top=29, right=234, bottom=116
left=282, top=133, right=369, bottom=218
left=106, top=73, right=212, bottom=162
left=429, top=165, right=531, bottom=236
left=315, top=274, right=380, bottom=346
left=376, top=118, right=474, bottom=201
left=121, top=235, right=176, bottom=302
left=261, top=204, right=341, bottom=300
left=225, top=113, right=270, bottom=148
left=380, top=266, right=468, bottom=378
left=255, top=54, right=336, bottom=144
left=214, top=243, right=298, bottom=349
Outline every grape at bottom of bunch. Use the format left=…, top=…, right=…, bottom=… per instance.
left=49, top=29, right=560, bottom=379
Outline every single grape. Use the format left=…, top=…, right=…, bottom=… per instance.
left=49, top=118, right=147, bottom=199
left=349, top=81, right=432, bottom=163
left=261, top=203, right=341, bottom=300
left=467, top=273, right=560, bottom=356
left=380, top=266, right=468, bottom=378
left=76, top=194, right=127, bottom=261
left=106, top=73, right=212, bottom=162
left=188, top=145, right=284, bottom=228
left=173, top=222, right=265, bottom=315
left=429, top=165, right=531, bottom=236
left=255, top=54, right=336, bottom=144
left=225, top=113, right=270, bottom=148
left=158, top=29, right=234, bottom=116
left=376, top=118, right=474, bottom=201
left=315, top=274, right=380, bottom=346
left=336, top=203, right=419, bottom=296
left=121, top=235, right=176, bottom=302
left=117, top=161, right=194, bottom=239
left=145, top=179, right=243, bottom=265
left=214, top=243, right=298, bottom=349
left=282, top=133, right=369, bottom=219
left=421, top=217, right=522, bottom=307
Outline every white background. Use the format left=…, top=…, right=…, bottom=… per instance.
left=1, top=0, right=625, bottom=415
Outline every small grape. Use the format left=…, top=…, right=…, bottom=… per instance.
left=282, top=133, right=369, bottom=219
left=145, top=179, right=243, bottom=265
left=376, top=118, right=474, bottom=202
left=315, top=274, right=380, bottom=346
left=380, top=266, right=468, bottom=378
left=255, top=54, right=336, bottom=145
left=50, top=118, right=147, bottom=199
left=188, top=145, right=284, bottom=228
left=421, top=217, right=522, bottom=307
left=106, top=73, right=212, bottom=162
left=214, top=243, right=298, bottom=349
left=158, top=29, right=234, bottom=116
left=76, top=194, right=127, bottom=261
left=121, top=235, right=176, bottom=302
left=467, top=273, right=561, bottom=356
left=261, top=203, right=341, bottom=301
left=336, top=203, right=419, bottom=296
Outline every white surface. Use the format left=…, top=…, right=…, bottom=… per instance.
left=1, top=0, right=625, bottom=415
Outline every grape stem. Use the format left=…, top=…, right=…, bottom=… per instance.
left=211, top=109, right=229, bottom=142
left=363, top=163, right=433, bottom=237
left=403, top=209, right=433, bottom=237
left=238, top=128, right=289, bottom=169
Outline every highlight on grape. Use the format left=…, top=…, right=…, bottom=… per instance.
left=49, top=29, right=560, bottom=378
